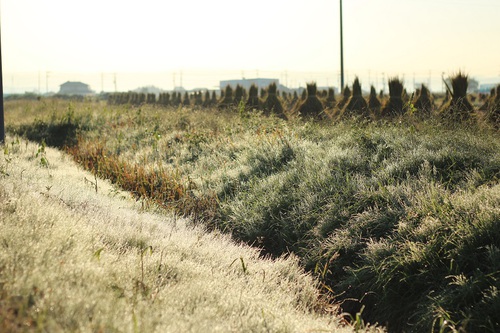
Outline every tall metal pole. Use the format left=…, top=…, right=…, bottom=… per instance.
left=0, top=24, right=5, bottom=145
left=340, top=0, right=344, bottom=92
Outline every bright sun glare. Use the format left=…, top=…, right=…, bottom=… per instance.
left=2, top=0, right=500, bottom=92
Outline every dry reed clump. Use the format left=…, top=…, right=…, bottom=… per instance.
left=139, top=93, right=146, bottom=105
left=485, top=85, right=500, bottom=126
left=479, top=87, right=495, bottom=111
left=202, top=90, right=213, bottom=108
left=291, top=91, right=299, bottom=105
left=286, top=91, right=300, bottom=117
left=342, top=77, right=368, bottom=117
left=158, top=92, right=171, bottom=106
left=245, top=84, right=261, bottom=110
left=262, top=82, right=286, bottom=119
left=441, top=72, right=474, bottom=121
left=325, top=88, right=336, bottom=109
left=260, top=87, right=267, bottom=100
left=300, top=89, right=307, bottom=101
left=210, top=91, right=218, bottom=105
left=281, top=91, right=290, bottom=104
left=171, top=92, right=182, bottom=107
left=218, top=85, right=234, bottom=109
left=233, top=84, right=245, bottom=106
left=297, top=82, right=325, bottom=120
left=128, top=93, right=138, bottom=105
left=413, top=84, right=434, bottom=116
left=368, top=85, right=381, bottom=115
left=381, top=77, right=405, bottom=117
left=337, top=86, right=351, bottom=111
left=193, top=91, right=203, bottom=106
left=182, top=92, right=191, bottom=106
left=319, top=89, right=327, bottom=99
left=146, top=93, right=156, bottom=104
left=403, top=89, right=410, bottom=105
left=439, top=90, right=451, bottom=112
left=322, top=88, right=337, bottom=119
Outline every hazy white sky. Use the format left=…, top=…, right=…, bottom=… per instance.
left=2, top=0, right=500, bottom=92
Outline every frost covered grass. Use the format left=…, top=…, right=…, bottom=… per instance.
left=6, top=98, right=500, bottom=331
left=0, top=138, right=363, bottom=332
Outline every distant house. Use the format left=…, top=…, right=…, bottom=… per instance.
left=479, top=83, right=499, bottom=94
left=133, top=85, right=163, bottom=95
left=220, top=78, right=290, bottom=93
left=58, top=81, right=94, bottom=95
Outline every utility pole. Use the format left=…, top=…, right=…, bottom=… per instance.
left=340, top=0, right=344, bottom=92
left=0, top=24, right=4, bottom=144
left=45, top=71, right=50, bottom=94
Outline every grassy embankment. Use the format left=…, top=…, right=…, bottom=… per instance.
left=6, top=98, right=500, bottom=332
left=0, top=127, right=363, bottom=331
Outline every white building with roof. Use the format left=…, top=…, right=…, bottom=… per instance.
left=58, top=81, right=94, bottom=95
left=220, top=78, right=293, bottom=93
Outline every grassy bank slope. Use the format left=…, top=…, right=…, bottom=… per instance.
left=0, top=137, right=360, bottom=332
left=6, top=99, right=500, bottom=332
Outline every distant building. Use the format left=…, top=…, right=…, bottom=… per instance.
left=58, top=81, right=94, bottom=95
left=220, top=78, right=291, bottom=93
left=133, top=85, right=163, bottom=95
left=479, top=83, right=499, bottom=94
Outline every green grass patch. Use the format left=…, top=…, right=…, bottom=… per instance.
left=6, top=98, right=500, bottom=332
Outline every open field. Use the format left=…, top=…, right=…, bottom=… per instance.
left=4, top=96, right=500, bottom=332
left=0, top=134, right=368, bottom=332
